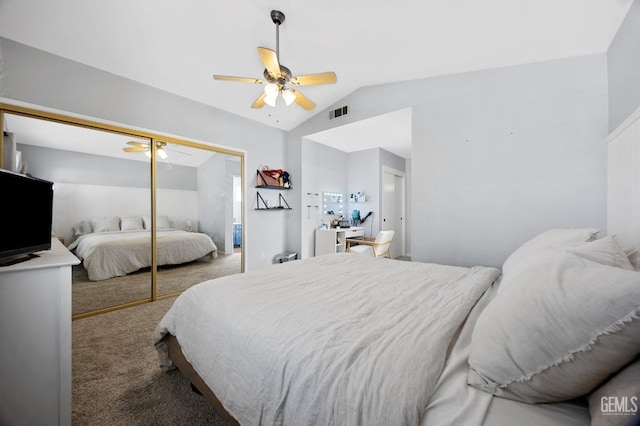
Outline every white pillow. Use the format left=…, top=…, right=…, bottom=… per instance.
left=120, top=216, right=144, bottom=231
left=142, top=215, right=171, bottom=229
left=468, top=240, right=640, bottom=403
left=566, top=236, right=634, bottom=271
left=622, top=247, right=640, bottom=272
left=499, top=228, right=599, bottom=293
left=90, top=216, right=120, bottom=233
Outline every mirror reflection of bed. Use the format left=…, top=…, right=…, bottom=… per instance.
left=2, top=112, right=244, bottom=317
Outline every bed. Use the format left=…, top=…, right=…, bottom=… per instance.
left=67, top=216, right=217, bottom=281
left=153, top=228, right=640, bottom=426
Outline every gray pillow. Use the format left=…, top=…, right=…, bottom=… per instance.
left=588, top=357, right=640, bottom=425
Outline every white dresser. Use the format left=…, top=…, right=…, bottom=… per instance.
left=315, top=227, right=364, bottom=256
left=0, top=238, right=79, bottom=425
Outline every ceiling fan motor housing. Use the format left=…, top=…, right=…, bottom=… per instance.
left=264, top=65, right=292, bottom=85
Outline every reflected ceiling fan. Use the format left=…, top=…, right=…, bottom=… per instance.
left=213, top=10, right=337, bottom=111
left=123, top=141, right=190, bottom=159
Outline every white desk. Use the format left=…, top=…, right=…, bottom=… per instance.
left=315, top=227, right=364, bottom=256
left=0, top=238, right=80, bottom=425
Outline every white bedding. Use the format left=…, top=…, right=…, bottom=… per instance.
left=68, top=229, right=217, bottom=281
left=422, top=279, right=591, bottom=426
left=153, top=253, right=500, bottom=425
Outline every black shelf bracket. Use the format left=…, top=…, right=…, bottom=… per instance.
left=256, top=191, right=292, bottom=210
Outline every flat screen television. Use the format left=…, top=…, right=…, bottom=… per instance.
left=0, top=168, right=54, bottom=266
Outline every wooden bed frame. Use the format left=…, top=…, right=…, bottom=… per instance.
left=164, top=334, right=240, bottom=426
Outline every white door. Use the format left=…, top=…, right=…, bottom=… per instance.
left=381, top=167, right=405, bottom=258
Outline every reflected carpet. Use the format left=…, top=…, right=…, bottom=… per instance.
left=72, top=253, right=241, bottom=315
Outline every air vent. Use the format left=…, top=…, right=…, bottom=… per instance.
left=329, top=105, right=348, bottom=120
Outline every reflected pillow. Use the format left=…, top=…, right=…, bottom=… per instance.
left=90, top=216, right=120, bottom=233
left=120, top=216, right=144, bottom=231
left=142, top=215, right=171, bottom=229
left=73, top=220, right=93, bottom=236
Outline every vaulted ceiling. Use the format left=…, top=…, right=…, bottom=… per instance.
left=0, top=0, right=633, bottom=158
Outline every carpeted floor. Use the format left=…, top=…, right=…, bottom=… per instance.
left=73, top=253, right=242, bottom=315
left=72, top=295, right=230, bottom=426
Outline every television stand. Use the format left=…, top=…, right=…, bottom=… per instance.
left=0, top=253, right=40, bottom=267
left=0, top=238, right=79, bottom=424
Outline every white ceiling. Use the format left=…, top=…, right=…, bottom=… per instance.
left=0, top=0, right=633, bottom=159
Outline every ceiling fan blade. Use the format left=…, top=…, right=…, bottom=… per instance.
left=290, top=72, right=337, bottom=86
left=213, top=75, right=265, bottom=84
left=257, top=47, right=281, bottom=78
left=123, top=147, right=147, bottom=152
left=127, top=141, right=148, bottom=147
left=292, top=90, right=316, bottom=111
left=251, top=92, right=267, bottom=109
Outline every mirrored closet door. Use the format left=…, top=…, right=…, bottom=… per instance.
left=155, top=140, right=243, bottom=298
left=1, top=105, right=244, bottom=319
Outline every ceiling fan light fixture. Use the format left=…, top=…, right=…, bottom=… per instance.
left=264, top=94, right=277, bottom=107
left=282, top=88, right=297, bottom=106
left=264, top=83, right=279, bottom=97
left=264, top=83, right=279, bottom=107
left=143, top=147, right=168, bottom=159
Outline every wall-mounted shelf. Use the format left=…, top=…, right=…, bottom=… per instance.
left=256, top=169, right=291, bottom=190
left=255, top=191, right=292, bottom=210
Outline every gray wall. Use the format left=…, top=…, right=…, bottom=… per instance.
left=608, top=0, right=640, bottom=131
left=290, top=54, right=608, bottom=268
left=0, top=37, right=286, bottom=271
left=411, top=56, right=608, bottom=267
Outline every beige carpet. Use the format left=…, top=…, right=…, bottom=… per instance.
left=72, top=296, right=231, bottom=426
left=73, top=253, right=242, bottom=315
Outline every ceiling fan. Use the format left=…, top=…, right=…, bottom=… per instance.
left=123, top=141, right=190, bottom=159
left=213, top=10, right=337, bottom=111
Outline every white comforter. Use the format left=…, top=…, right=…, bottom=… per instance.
left=68, top=229, right=217, bottom=281
left=153, top=254, right=500, bottom=426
